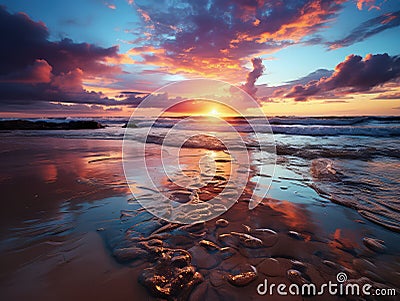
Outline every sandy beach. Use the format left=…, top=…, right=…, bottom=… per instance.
left=0, top=137, right=144, bottom=300
left=0, top=124, right=399, bottom=300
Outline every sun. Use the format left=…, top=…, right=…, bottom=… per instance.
left=209, top=108, right=220, bottom=116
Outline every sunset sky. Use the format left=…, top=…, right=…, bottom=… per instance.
left=0, top=0, right=399, bottom=117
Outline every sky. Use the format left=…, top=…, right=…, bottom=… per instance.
left=0, top=0, right=399, bottom=117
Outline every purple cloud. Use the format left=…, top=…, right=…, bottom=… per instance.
left=283, top=53, right=400, bottom=101
left=129, top=0, right=346, bottom=80
left=241, top=57, right=265, bottom=98
left=0, top=6, right=135, bottom=109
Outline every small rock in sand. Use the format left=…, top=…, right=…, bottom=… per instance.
left=362, top=237, right=386, bottom=253
left=242, top=224, right=252, bottom=233
left=322, top=260, right=339, bottom=269
left=215, top=219, right=229, bottom=227
left=218, top=233, right=239, bottom=248
left=199, top=239, right=220, bottom=252
left=219, top=247, right=236, bottom=259
left=288, top=231, right=304, bottom=241
left=251, top=229, right=279, bottom=247
left=231, top=232, right=263, bottom=248
left=287, top=269, right=309, bottom=285
left=254, top=228, right=277, bottom=235
left=291, top=260, right=307, bottom=272
left=227, top=265, right=258, bottom=287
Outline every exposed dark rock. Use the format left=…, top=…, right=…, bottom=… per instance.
left=140, top=264, right=203, bottom=301
left=0, top=119, right=104, bottom=130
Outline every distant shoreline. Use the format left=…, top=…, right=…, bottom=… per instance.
left=0, top=119, right=104, bottom=130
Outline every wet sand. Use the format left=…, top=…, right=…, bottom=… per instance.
left=0, top=136, right=399, bottom=300
left=0, top=137, right=144, bottom=300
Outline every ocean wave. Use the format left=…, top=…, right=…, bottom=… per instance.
left=266, top=116, right=400, bottom=126
left=276, top=144, right=400, bottom=160
left=270, top=125, right=400, bottom=137
left=309, top=158, right=400, bottom=233
left=253, top=116, right=370, bottom=125
left=134, top=121, right=400, bottom=137
left=2, top=117, right=399, bottom=138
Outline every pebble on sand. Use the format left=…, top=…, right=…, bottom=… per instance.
left=199, top=239, right=220, bottom=252
left=215, top=218, right=229, bottom=227
left=287, top=269, right=308, bottom=285
left=227, top=266, right=258, bottom=287
left=362, top=237, right=386, bottom=253
left=230, top=232, right=263, bottom=248
left=287, top=231, right=304, bottom=241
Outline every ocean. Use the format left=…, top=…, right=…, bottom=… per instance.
left=2, top=115, right=399, bottom=232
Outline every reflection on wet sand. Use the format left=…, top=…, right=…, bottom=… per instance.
left=116, top=140, right=399, bottom=300
left=0, top=137, right=138, bottom=301
left=0, top=137, right=128, bottom=228
left=1, top=136, right=399, bottom=300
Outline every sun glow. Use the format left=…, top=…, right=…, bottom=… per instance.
left=161, top=99, right=239, bottom=117
left=209, top=109, right=220, bottom=116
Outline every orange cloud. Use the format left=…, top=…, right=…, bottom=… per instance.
left=254, top=0, right=346, bottom=43
left=129, top=0, right=346, bottom=81
left=356, top=0, right=382, bottom=10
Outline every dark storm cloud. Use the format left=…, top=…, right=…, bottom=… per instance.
left=0, top=7, right=121, bottom=76
left=284, top=53, right=400, bottom=101
left=0, top=6, right=139, bottom=109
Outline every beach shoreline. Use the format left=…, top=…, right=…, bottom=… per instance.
left=0, top=124, right=399, bottom=300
